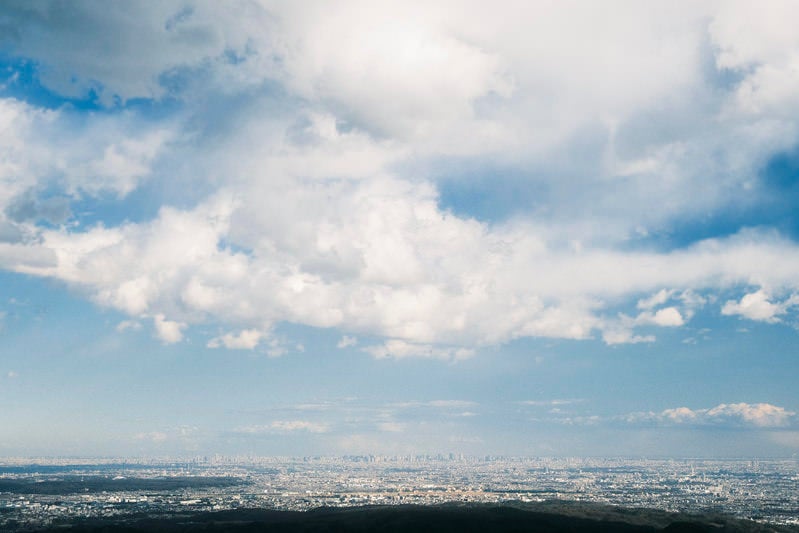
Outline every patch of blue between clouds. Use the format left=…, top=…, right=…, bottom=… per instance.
left=435, top=144, right=799, bottom=251
left=0, top=54, right=182, bottom=118
left=0, top=54, right=219, bottom=230
left=0, top=55, right=103, bottom=111
left=432, top=160, right=549, bottom=223
left=633, top=147, right=799, bottom=251
left=68, top=188, right=165, bottom=229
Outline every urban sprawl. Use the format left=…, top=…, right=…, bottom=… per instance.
left=1, top=456, right=797, bottom=530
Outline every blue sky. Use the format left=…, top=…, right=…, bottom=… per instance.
left=1, top=1, right=799, bottom=458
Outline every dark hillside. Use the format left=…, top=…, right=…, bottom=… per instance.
left=29, top=502, right=799, bottom=533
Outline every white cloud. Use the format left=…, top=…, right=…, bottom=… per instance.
left=237, top=420, right=330, bottom=434
left=115, top=319, right=141, bottom=332
left=601, top=329, right=655, bottom=346
left=133, top=431, right=168, bottom=443
left=17, top=194, right=799, bottom=349
left=272, top=2, right=512, bottom=143
left=710, top=1, right=799, bottom=118
left=722, top=291, right=775, bottom=321
left=264, top=337, right=293, bottom=358
left=705, top=402, right=795, bottom=428
left=426, top=400, right=477, bottom=409
left=3, top=3, right=799, bottom=354
left=6, top=370, right=18, bottom=379
left=637, top=289, right=673, bottom=310
left=74, top=130, right=171, bottom=197
left=661, top=406, right=698, bottom=424
left=389, top=400, right=477, bottom=411
left=377, top=422, right=405, bottom=433
left=269, top=420, right=329, bottom=433
left=336, top=335, right=358, bottom=349
left=363, top=340, right=475, bottom=361
left=635, top=307, right=685, bottom=327
left=0, top=98, right=171, bottom=211
left=520, top=399, right=583, bottom=407
left=677, top=290, right=708, bottom=309
left=605, top=290, right=707, bottom=344
left=152, top=314, right=186, bottom=344
left=626, top=402, right=796, bottom=428
left=721, top=290, right=798, bottom=323
left=207, top=328, right=262, bottom=350
left=132, top=426, right=199, bottom=444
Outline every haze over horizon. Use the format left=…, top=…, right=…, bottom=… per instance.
left=0, top=1, right=798, bottom=458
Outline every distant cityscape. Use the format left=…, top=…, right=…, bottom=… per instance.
left=1, top=456, right=797, bottom=530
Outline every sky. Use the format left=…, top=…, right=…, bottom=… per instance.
left=0, top=1, right=799, bottom=458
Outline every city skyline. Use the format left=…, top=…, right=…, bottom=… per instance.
left=1, top=1, right=798, bottom=457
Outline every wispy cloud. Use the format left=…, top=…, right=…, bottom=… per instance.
left=236, top=421, right=330, bottom=434
left=519, top=399, right=583, bottom=407
left=364, top=340, right=475, bottom=361
left=115, top=320, right=141, bottom=332
left=336, top=335, right=358, bottom=349
left=133, top=431, right=168, bottom=443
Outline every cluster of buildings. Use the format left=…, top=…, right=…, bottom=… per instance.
left=1, top=456, right=797, bottom=530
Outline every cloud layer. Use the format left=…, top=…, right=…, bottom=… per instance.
left=2, top=1, right=799, bottom=355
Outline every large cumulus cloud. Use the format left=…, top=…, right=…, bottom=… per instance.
left=2, top=1, right=799, bottom=355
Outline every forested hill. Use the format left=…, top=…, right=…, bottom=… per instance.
left=27, top=502, right=799, bottom=533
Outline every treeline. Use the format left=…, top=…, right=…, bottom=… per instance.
left=28, top=502, right=799, bottom=533
left=0, top=476, right=240, bottom=495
